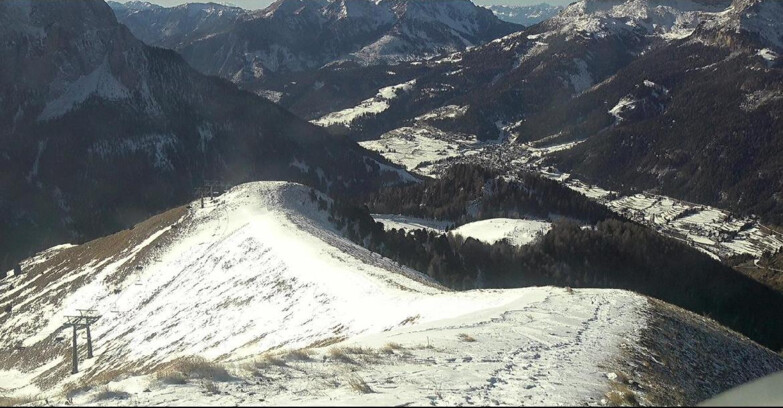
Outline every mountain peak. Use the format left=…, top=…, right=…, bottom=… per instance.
left=114, top=0, right=520, bottom=82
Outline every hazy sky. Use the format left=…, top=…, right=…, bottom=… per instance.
left=127, top=0, right=574, bottom=11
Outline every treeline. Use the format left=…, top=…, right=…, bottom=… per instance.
left=361, top=163, right=616, bottom=225
left=315, top=192, right=783, bottom=351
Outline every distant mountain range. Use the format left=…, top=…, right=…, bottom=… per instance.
left=488, top=3, right=563, bottom=26
left=0, top=0, right=412, bottom=270
left=109, top=0, right=522, bottom=87
left=271, top=0, right=783, bottom=227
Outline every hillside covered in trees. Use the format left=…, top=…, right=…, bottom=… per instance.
left=315, top=165, right=783, bottom=351
left=361, top=164, right=616, bottom=226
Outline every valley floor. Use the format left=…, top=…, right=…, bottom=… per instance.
left=356, top=123, right=783, bottom=264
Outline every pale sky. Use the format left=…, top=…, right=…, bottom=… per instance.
left=127, top=0, right=574, bottom=11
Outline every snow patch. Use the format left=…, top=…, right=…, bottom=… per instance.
left=38, top=59, right=131, bottom=121
left=609, top=96, right=637, bottom=122
left=757, top=48, right=778, bottom=62
left=313, top=80, right=416, bottom=127
left=451, top=218, right=552, bottom=247
left=569, top=58, right=593, bottom=94
left=372, top=214, right=451, bottom=233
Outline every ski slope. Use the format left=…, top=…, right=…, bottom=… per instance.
left=1, top=181, right=780, bottom=406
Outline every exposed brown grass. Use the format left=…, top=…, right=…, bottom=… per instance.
left=0, top=395, right=38, bottom=406
left=155, top=356, right=233, bottom=384
left=399, top=314, right=421, bottom=326
left=305, top=336, right=347, bottom=349
left=381, top=342, right=403, bottom=354
left=605, top=383, right=638, bottom=406
left=347, top=375, right=374, bottom=394
left=342, top=346, right=375, bottom=355
left=155, top=370, right=188, bottom=385
left=62, top=382, right=93, bottom=401
left=92, top=386, right=131, bottom=402
left=0, top=205, right=187, bottom=384
left=3, top=205, right=186, bottom=309
left=328, top=347, right=357, bottom=365
left=603, top=297, right=783, bottom=406
left=614, top=370, right=630, bottom=384
left=2, top=332, right=69, bottom=381
left=253, top=353, right=288, bottom=370
left=380, top=342, right=413, bottom=358
left=283, top=348, right=314, bottom=362
left=328, top=346, right=386, bottom=365
left=59, top=364, right=140, bottom=402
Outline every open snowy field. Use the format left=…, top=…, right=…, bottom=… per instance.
left=372, top=214, right=451, bottom=233
left=567, top=181, right=783, bottom=261
left=373, top=215, right=551, bottom=247
left=450, top=218, right=551, bottom=247
left=359, top=125, right=482, bottom=177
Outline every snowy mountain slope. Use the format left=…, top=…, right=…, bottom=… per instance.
left=285, top=0, right=734, bottom=139
left=547, top=0, right=783, bottom=226
left=0, top=0, right=414, bottom=273
left=0, top=182, right=609, bottom=400
left=2, top=181, right=780, bottom=406
left=312, top=79, right=417, bottom=127
left=698, top=0, right=783, bottom=49
left=108, top=1, right=246, bottom=49
left=295, top=0, right=783, bottom=228
left=109, top=0, right=521, bottom=88
left=543, top=0, right=731, bottom=41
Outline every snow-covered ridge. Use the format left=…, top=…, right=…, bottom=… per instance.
left=1, top=181, right=781, bottom=405
left=0, top=180, right=642, bottom=404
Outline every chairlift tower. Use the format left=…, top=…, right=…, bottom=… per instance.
left=194, top=180, right=228, bottom=208
left=62, top=309, right=101, bottom=374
